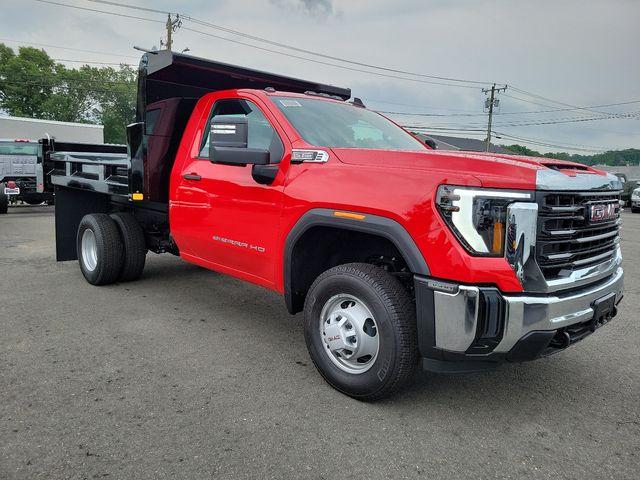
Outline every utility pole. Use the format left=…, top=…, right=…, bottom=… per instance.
left=482, top=83, right=507, bottom=152
left=161, top=13, right=182, bottom=51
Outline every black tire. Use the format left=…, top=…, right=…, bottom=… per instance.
left=76, top=213, right=124, bottom=285
left=304, top=263, right=418, bottom=401
left=0, top=184, right=8, bottom=214
left=110, top=212, right=147, bottom=282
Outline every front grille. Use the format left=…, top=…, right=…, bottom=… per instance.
left=536, top=190, right=621, bottom=279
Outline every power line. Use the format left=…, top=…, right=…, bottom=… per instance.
left=0, top=38, right=139, bottom=59
left=0, top=80, right=133, bottom=96
left=501, top=92, right=558, bottom=109
left=378, top=110, right=487, bottom=117
left=377, top=99, right=640, bottom=118
left=180, top=26, right=483, bottom=90
left=366, top=98, right=482, bottom=113
left=32, top=0, right=163, bottom=24
left=84, top=0, right=495, bottom=86
left=85, top=0, right=168, bottom=15
left=405, top=126, right=611, bottom=153
left=508, top=86, right=610, bottom=116
left=402, top=125, right=488, bottom=133
left=52, top=58, right=136, bottom=66
left=1, top=72, right=136, bottom=88
left=397, top=110, right=640, bottom=129
left=493, top=131, right=610, bottom=153
left=493, top=131, right=609, bottom=151
left=492, top=111, right=640, bottom=127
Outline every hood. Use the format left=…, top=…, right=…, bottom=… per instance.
left=330, top=148, right=615, bottom=190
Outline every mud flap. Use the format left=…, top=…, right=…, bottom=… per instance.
left=54, top=187, right=109, bottom=261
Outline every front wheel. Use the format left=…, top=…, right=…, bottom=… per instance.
left=304, top=263, right=418, bottom=400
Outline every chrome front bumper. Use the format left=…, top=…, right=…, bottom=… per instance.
left=416, top=267, right=624, bottom=361
left=497, top=266, right=623, bottom=352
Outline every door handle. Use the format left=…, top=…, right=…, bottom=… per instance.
left=183, top=173, right=201, bottom=181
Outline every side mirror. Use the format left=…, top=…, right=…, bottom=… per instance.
left=209, top=117, right=270, bottom=166
left=424, top=138, right=437, bottom=150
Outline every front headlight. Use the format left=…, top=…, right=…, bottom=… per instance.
left=632, top=190, right=640, bottom=200
left=436, top=185, right=534, bottom=256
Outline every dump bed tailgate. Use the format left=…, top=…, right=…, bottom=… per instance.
left=1, top=153, right=38, bottom=177
left=0, top=140, right=39, bottom=181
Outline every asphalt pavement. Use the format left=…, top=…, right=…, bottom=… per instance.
left=1, top=204, right=638, bottom=479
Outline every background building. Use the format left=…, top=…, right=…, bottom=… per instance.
left=0, top=115, right=103, bottom=143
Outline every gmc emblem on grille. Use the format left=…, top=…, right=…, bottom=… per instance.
left=589, top=203, right=617, bottom=222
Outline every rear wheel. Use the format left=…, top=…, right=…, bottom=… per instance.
left=77, top=213, right=124, bottom=285
left=110, top=212, right=147, bottom=282
left=304, top=263, right=418, bottom=400
left=0, top=184, right=7, bottom=214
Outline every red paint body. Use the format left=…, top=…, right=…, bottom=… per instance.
left=168, top=89, right=608, bottom=295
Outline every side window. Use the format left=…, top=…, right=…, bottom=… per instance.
left=200, top=99, right=284, bottom=163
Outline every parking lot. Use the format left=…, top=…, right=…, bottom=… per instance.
left=0, top=204, right=638, bottom=479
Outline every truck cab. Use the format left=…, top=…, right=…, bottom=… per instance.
left=0, top=139, right=54, bottom=213
left=37, top=51, right=624, bottom=400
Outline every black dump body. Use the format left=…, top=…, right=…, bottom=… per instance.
left=136, top=50, right=351, bottom=122
left=37, top=51, right=350, bottom=261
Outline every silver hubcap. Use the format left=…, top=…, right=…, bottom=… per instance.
left=81, top=229, right=98, bottom=272
left=319, top=294, right=380, bottom=374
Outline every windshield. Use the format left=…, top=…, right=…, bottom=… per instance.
left=272, top=96, right=427, bottom=151
left=0, top=142, right=38, bottom=156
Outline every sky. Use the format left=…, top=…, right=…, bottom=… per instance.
left=1, top=0, right=639, bottom=153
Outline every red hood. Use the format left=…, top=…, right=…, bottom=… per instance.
left=330, top=148, right=607, bottom=190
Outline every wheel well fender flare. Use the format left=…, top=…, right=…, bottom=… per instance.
left=283, top=208, right=429, bottom=313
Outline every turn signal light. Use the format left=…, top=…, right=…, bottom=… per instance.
left=491, top=220, right=504, bottom=254
left=333, top=211, right=366, bottom=221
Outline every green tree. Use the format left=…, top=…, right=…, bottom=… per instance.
left=91, top=66, right=137, bottom=144
left=502, top=144, right=640, bottom=167
left=501, top=144, right=542, bottom=157
left=0, top=46, right=57, bottom=118
left=0, top=44, right=136, bottom=143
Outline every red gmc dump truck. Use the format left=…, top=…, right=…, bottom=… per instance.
left=38, top=51, right=624, bottom=399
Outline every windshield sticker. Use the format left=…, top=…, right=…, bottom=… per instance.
left=279, top=99, right=302, bottom=107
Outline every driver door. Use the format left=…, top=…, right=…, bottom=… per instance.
left=174, top=96, right=287, bottom=287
